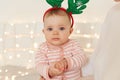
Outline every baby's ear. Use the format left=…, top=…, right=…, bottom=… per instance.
left=42, top=29, right=44, bottom=33
left=70, top=28, right=73, bottom=34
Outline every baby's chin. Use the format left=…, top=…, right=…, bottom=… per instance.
left=52, top=43, right=63, bottom=46
left=51, top=42, right=65, bottom=46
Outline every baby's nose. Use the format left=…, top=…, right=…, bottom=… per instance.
left=53, top=31, right=59, bottom=35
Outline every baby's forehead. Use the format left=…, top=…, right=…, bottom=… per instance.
left=44, top=14, right=71, bottom=23
left=43, top=9, right=73, bottom=27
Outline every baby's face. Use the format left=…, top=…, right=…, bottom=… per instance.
left=43, top=15, right=73, bottom=46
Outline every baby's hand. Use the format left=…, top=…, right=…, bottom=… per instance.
left=40, top=76, right=45, bottom=80
left=55, top=58, right=68, bottom=72
left=48, top=65, right=63, bottom=78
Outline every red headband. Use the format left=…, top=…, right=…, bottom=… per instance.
left=43, top=7, right=74, bottom=28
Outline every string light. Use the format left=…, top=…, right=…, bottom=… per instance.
left=34, top=43, right=38, bottom=48
left=94, top=33, right=100, bottom=39
left=5, top=76, right=9, bottom=80
left=86, top=43, right=91, bottom=48
left=29, top=50, right=34, bottom=54
left=28, top=60, right=32, bottom=63
left=30, top=31, right=34, bottom=34
left=16, top=35, right=19, bottom=38
left=16, top=54, right=21, bottom=58
left=83, top=34, right=91, bottom=38
left=0, top=38, right=3, bottom=42
left=76, top=29, right=80, bottom=33
left=0, top=69, right=2, bottom=73
left=84, top=48, right=94, bottom=52
left=90, top=25, right=94, bottom=30
left=4, top=50, right=7, bottom=53
left=16, top=44, right=20, bottom=48
left=25, top=72, right=29, bottom=75
left=8, top=56, right=13, bottom=60
left=25, top=24, right=29, bottom=28
left=11, top=75, right=16, bottom=80
left=4, top=32, right=10, bottom=35
left=0, top=54, right=2, bottom=60
left=10, top=23, right=14, bottom=26
left=5, top=69, right=8, bottom=72
left=18, top=71, right=22, bottom=74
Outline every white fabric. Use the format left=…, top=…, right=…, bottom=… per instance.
left=82, top=55, right=94, bottom=76
left=93, top=3, right=120, bottom=80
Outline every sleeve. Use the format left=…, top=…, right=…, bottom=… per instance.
left=66, top=41, right=88, bottom=70
left=35, top=44, right=51, bottom=79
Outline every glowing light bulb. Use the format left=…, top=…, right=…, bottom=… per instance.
left=34, top=43, right=38, bottom=48
left=83, top=34, right=91, bottom=38
left=94, top=33, right=100, bottom=39
left=25, top=72, right=29, bottom=75
left=16, top=44, right=20, bottom=48
left=76, top=30, right=80, bottom=33
left=18, top=71, right=22, bottom=74
left=9, top=56, right=13, bottom=59
left=5, top=69, right=8, bottom=72
left=91, top=26, right=94, bottom=29
left=11, top=75, right=16, bottom=80
left=30, top=31, right=34, bottom=34
left=0, top=69, right=2, bottom=72
left=16, top=54, right=20, bottom=58
left=28, top=60, right=32, bottom=63
left=86, top=43, right=91, bottom=48
left=0, top=38, right=3, bottom=42
left=29, top=50, right=34, bottom=54
left=5, top=76, right=9, bottom=80
left=10, top=23, right=14, bottom=26
left=4, top=32, right=9, bottom=35
left=16, top=35, right=19, bottom=38
left=25, top=24, right=29, bottom=28
left=4, top=50, right=7, bottom=53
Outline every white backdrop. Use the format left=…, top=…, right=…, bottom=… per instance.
left=0, top=0, right=117, bottom=80
left=0, top=0, right=115, bottom=23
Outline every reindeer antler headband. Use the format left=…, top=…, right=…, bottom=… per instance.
left=43, top=0, right=89, bottom=27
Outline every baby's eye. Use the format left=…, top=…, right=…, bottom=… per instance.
left=47, top=28, right=53, bottom=31
left=59, top=27, right=65, bottom=30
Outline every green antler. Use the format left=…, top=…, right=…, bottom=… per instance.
left=46, top=0, right=64, bottom=8
left=45, top=0, right=89, bottom=14
left=67, top=0, right=89, bottom=14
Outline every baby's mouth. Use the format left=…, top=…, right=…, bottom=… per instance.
left=52, top=38, right=60, bottom=41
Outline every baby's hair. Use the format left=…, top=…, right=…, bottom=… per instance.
left=43, top=7, right=74, bottom=27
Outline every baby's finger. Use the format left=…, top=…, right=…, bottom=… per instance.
left=55, top=61, right=64, bottom=71
left=52, top=68, right=63, bottom=76
left=63, top=59, right=68, bottom=71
